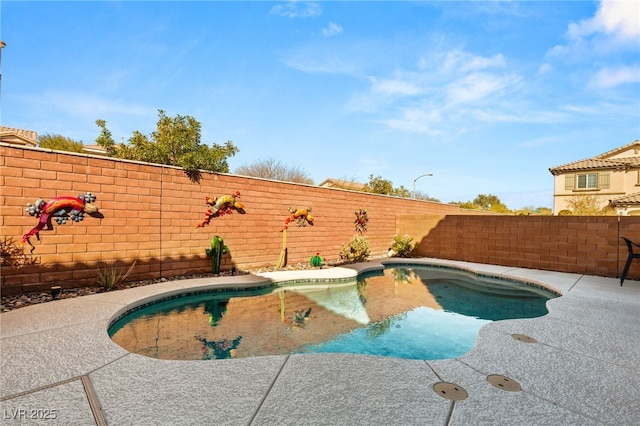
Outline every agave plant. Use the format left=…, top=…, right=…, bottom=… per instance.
left=96, top=259, right=137, bottom=291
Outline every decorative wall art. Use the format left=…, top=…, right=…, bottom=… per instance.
left=196, top=191, right=245, bottom=228
left=277, top=207, right=314, bottom=268
left=22, top=192, right=100, bottom=248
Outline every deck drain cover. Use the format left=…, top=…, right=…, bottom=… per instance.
left=433, top=382, right=468, bottom=401
left=487, top=375, right=522, bottom=392
left=511, top=334, right=537, bottom=343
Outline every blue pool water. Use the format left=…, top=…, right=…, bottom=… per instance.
left=109, top=265, right=557, bottom=361
left=299, top=307, right=490, bottom=360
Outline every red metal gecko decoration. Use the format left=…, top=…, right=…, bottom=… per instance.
left=196, top=191, right=246, bottom=228
left=22, top=192, right=99, bottom=246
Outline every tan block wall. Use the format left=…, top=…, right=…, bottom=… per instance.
left=1, top=144, right=465, bottom=295
left=4, top=144, right=638, bottom=296
left=398, top=214, right=640, bottom=280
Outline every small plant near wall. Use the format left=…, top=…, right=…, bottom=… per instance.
left=354, top=209, right=368, bottom=235
left=1, top=237, right=38, bottom=268
left=96, top=259, right=137, bottom=291
left=389, top=234, right=416, bottom=258
left=206, top=236, right=229, bottom=274
left=310, top=252, right=325, bottom=268
left=339, top=235, right=370, bottom=263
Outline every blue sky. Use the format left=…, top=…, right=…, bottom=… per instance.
left=2, top=1, right=639, bottom=209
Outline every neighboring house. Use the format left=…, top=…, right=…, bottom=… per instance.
left=549, top=140, right=640, bottom=215
left=81, top=144, right=108, bottom=156
left=318, top=178, right=366, bottom=192
left=0, top=126, right=110, bottom=156
left=0, top=126, right=37, bottom=147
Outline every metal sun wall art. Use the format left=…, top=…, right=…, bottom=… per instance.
left=22, top=192, right=99, bottom=248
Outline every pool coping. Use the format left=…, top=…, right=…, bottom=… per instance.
left=1, top=258, right=639, bottom=425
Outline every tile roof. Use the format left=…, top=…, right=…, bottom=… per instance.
left=318, top=178, right=366, bottom=191
left=0, top=126, right=38, bottom=145
left=549, top=140, right=640, bottom=175
left=594, top=140, right=640, bottom=159
left=610, top=192, right=640, bottom=206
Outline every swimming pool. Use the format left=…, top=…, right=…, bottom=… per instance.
left=109, top=265, right=557, bottom=361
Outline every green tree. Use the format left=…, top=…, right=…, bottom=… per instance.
left=235, top=158, right=314, bottom=184
left=414, top=190, right=441, bottom=202
left=37, top=133, right=84, bottom=152
left=95, top=119, right=117, bottom=156
left=450, top=200, right=479, bottom=210
left=392, top=185, right=411, bottom=198
left=95, top=110, right=239, bottom=174
left=364, top=174, right=394, bottom=195
left=451, top=194, right=511, bottom=213
left=473, top=194, right=510, bottom=212
left=514, top=206, right=553, bottom=216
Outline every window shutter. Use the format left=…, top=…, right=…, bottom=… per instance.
left=565, top=174, right=575, bottom=190
left=598, top=172, right=610, bottom=189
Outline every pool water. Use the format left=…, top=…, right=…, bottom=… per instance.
left=109, top=266, right=557, bottom=361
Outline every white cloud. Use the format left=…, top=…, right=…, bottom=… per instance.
left=589, top=65, right=640, bottom=88
left=370, top=78, right=423, bottom=96
left=538, top=63, right=552, bottom=74
left=569, top=0, right=640, bottom=40
left=445, top=72, right=519, bottom=106
left=270, top=1, right=321, bottom=18
left=381, top=107, right=442, bottom=134
left=322, top=22, right=343, bottom=37
left=442, top=50, right=506, bottom=73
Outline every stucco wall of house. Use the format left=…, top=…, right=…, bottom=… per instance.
left=552, top=169, right=629, bottom=213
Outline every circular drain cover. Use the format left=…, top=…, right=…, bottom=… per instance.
left=511, top=334, right=537, bottom=343
left=433, top=382, right=468, bottom=401
left=487, top=375, right=522, bottom=392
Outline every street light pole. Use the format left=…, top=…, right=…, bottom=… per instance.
left=412, top=173, right=433, bottom=199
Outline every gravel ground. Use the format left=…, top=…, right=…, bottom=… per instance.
left=0, top=262, right=338, bottom=313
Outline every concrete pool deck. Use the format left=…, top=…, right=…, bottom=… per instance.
left=1, top=258, right=639, bottom=425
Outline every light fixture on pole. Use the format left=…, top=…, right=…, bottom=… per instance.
left=412, top=173, right=433, bottom=199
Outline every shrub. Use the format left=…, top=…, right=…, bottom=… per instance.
left=339, top=235, right=370, bottom=263
left=96, top=260, right=136, bottom=291
left=389, top=234, right=416, bottom=258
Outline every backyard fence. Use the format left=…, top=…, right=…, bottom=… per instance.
left=1, top=143, right=638, bottom=296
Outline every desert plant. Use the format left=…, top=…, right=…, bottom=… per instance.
left=389, top=234, right=416, bottom=258
left=206, top=236, right=228, bottom=274
left=339, top=235, right=370, bottom=263
left=1, top=237, right=38, bottom=268
left=310, top=252, right=324, bottom=267
left=96, top=259, right=137, bottom=291
left=566, top=194, right=602, bottom=215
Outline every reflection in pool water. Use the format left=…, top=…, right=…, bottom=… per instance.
left=109, top=266, right=557, bottom=361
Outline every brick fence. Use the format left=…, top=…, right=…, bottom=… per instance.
left=397, top=214, right=640, bottom=279
left=2, top=144, right=638, bottom=296
left=1, top=144, right=465, bottom=295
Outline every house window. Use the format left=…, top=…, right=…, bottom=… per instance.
left=576, top=173, right=597, bottom=189
left=564, top=172, right=609, bottom=190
